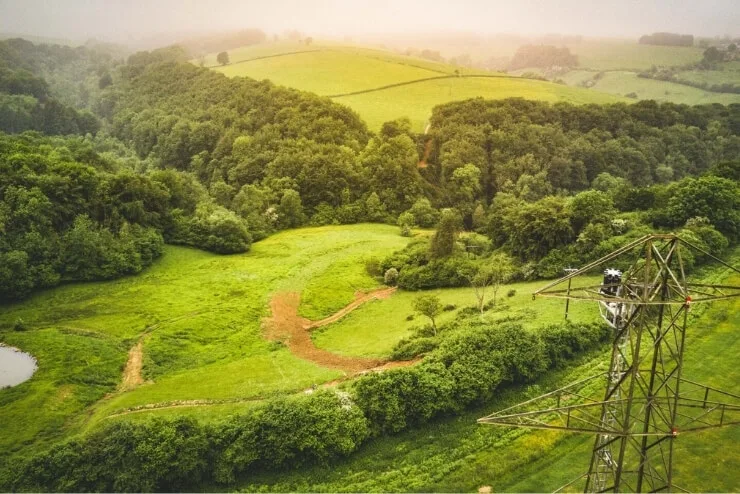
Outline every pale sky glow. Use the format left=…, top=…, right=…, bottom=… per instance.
left=0, top=0, right=737, bottom=43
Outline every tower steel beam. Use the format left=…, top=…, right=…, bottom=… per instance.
left=478, top=234, right=740, bottom=492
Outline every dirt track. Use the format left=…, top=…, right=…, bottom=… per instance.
left=120, top=341, right=144, bottom=391
left=264, top=287, right=401, bottom=373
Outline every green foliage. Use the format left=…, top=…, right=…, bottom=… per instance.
left=216, top=51, right=229, bottom=66
left=383, top=267, right=399, bottom=286
left=354, top=319, right=608, bottom=435
left=660, top=176, right=740, bottom=240
left=397, top=211, right=415, bottom=236
left=509, top=45, right=579, bottom=70
left=429, top=209, right=461, bottom=259
left=413, top=294, right=443, bottom=332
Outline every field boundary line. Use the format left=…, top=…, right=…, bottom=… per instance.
left=205, top=49, right=323, bottom=68
left=327, top=73, right=549, bottom=98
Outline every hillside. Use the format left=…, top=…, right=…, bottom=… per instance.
left=199, top=42, right=623, bottom=131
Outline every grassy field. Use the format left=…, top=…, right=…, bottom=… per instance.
left=313, top=279, right=599, bottom=358
left=586, top=71, right=740, bottom=104
left=335, top=76, right=623, bottom=131
left=559, top=70, right=740, bottom=105
left=214, top=49, right=443, bottom=96
left=235, top=267, right=740, bottom=492
left=198, top=41, right=624, bottom=131
left=564, top=39, right=705, bottom=71
left=675, top=61, right=740, bottom=86
left=0, top=224, right=411, bottom=456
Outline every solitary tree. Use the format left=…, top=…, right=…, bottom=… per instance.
left=413, top=294, right=442, bottom=335
left=460, top=253, right=514, bottom=313
left=217, top=51, right=230, bottom=66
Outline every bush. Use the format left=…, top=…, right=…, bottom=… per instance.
left=443, top=304, right=457, bottom=312
left=383, top=267, right=399, bottom=286
left=507, top=289, right=516, bottom=298
left=390, top=337, right=439, bottom=360
left=13, top=318, right=25, bottom=331
left=365, top=258, right=382, bottom=278
left=405, top=314, right=414, bottom=321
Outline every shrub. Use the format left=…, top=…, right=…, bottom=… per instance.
left=13, top=318, right=25, bottom=331
left=507, top=289, right=516, bottom=298
left=390, top=337, right=439, bottom=360
left=443, top=304, right=457, bottom=312
left=383, top=267, right=399, bottom=286
left=405, top=314, right=414, bottom=321
left=365, top=258, right=382, bottom=278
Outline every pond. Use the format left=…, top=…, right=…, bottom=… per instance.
left=0, top=345, right=37, bottom=388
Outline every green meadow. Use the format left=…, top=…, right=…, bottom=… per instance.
left=560, top=69, right=740, bottom=105
left=199, top=42, right=624, bottom=131
left=0, top=224, right=410, bottom=456
left=565, top=39, right=705, bottom=71
left=313, top=279, right=599, bottom=358
left=335, top=76, right=623, bottom=131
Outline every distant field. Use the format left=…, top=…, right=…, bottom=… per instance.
left=214, top=49, right=443, bottom=96
left=198, top=42, right=624, bottom=131
left=675, top=61, right=740, bottom=86
left=583, top=71, right=740, bottom=105
left=335, top=76, right=623, bottom=131
left=564, top=39, right=704, bottom=71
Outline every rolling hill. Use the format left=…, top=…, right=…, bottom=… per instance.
left=197, top=42, right=624, bottom=131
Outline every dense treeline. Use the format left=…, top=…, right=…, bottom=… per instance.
left=99, top=60, right=428, bottom=232
left=638, top=33, right=694, bottom=47
left=0, top=38, right=123, bottom=109
left=1, top=316, right=608, bottom=492
left=0, top=39, right=103, bottom=135
left=508, top=45, right=578, bottom=70
left=424, top=98, right=738, bottom=221
left=0, top=132, right=252, bottom=302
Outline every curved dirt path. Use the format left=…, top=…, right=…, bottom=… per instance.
left=264, top=287, right=398, bottom=373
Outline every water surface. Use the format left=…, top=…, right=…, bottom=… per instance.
left=0, top=346, right=37, bottom=388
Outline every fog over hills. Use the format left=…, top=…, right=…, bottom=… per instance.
left=0, top=0, right=737, bottom=44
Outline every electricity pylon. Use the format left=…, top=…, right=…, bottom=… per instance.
left=478, top=234, right=740, bottom=492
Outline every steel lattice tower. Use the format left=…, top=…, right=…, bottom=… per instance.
left=478, top=234, right=740, bottom=492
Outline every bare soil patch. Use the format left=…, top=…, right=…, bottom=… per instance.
left=120, top=340, right=144, bottom=391
left=264, top=287, right=401, bottom=373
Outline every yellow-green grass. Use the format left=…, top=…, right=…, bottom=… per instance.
left=585, top=71, right=740, bottom=105
left=0, top=224, right=410, bottom=456
left=313, top=278, right=600, bottom=358
left=335, top=76, right=625, bottom=131
left=199, top=41, right=470, bottom=76
left=207, top=42, right=494, bottom=97
left=214, top=49, right=442, bottom=96
left=675, top=61, right=740, bottom=86
left=565, top=39, right=705, bottom=71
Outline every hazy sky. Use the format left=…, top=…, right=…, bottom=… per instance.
left=0, top=0, right=737, bottom=42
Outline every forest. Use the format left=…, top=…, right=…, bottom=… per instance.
left=1, top=38, right=738, bottom=303
left=0, top=33, right=739, bottom=492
